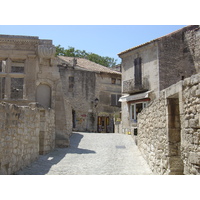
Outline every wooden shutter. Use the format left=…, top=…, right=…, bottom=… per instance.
left=134, top=57, right=142, bottom=86
left=117, top=94, right=121, bottom=107
left=111, top=94, right=116, bottom=106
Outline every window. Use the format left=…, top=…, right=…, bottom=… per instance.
left=0, top=77, right=5, bottom=99
left=69, top=76, right=74, bottom=92
left=0, top=59, right=25, bottom=100
left=0, top=60, right=6, bottom=73
left=111, top=78, right=116, bottom=84
left=111, top=94, right=121, bottom=107
left=130, top=102, right=147, bottom=122
left=11, top=78, right=24, bottom=99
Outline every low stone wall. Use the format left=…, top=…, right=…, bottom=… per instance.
left=39, top=108, right=55, bottom=155
left=0, top=102, right=56, bottom=175
left=138, top=73, right=200, bottom=175
left=0, top=103, right=40, bottom=175
left=137, top=94, right=169, bottom=174
left=182, top=74, right=200, bottom=175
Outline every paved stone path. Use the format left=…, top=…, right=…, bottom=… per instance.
left=15, top=132, right=153, bottom=175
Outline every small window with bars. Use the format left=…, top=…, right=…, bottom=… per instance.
left=11, top=78, right=24, bottom=99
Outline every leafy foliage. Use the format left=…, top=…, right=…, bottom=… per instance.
left=56, top=45, right=117, bottom=68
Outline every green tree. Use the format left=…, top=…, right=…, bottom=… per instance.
left=56, top=45, right=117, bottom=68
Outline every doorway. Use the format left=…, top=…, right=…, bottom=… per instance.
left=167, top=98, right=184, bottom=175
left=97, top=116, right=109, bottom=133
left=72, top=110, right=76, bottom=129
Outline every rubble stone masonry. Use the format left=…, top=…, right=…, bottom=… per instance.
left=182, top=74, right=200, bottom=175
left=137, top=93, right=169, bottom=174
left=138, top=73, right=200, bottom=175
left=0, top=102, right=55, bottom=175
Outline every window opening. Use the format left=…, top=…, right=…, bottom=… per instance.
left=130, top=102, right=147, bottom=122
left=111, top=78, right=116, bottom=84
left=69, top=76, right=74, bottom=92
left=11, top=66, right=24, bottom=73
left=10, top=78, right=24, bottom=99
left=0, top=60, right=6, bottom=73
left=0, top=77, right=5, bottom=99
left=111, top=94, right=121, bottom=107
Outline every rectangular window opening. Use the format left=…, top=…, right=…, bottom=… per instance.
left=0, top=60, right=6, bottom=73
left=111, top=94, right=121, bottom=107
left=111, top=78, right=116, bottom=84
left=131, top=102, right=147, bottom=122
left=11, top=66, right=24, bottom=73
left=69, top=76, right=74, bottom=92
left=11, top=78, right=24, bottom=99
left=0, top=77, right=5, bottom=99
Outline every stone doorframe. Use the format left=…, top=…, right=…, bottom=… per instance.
left=167, top=96, right=184, bottom=174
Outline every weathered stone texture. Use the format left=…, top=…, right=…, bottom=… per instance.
left=0, top=102, right=39, bottom=175
left=137, top=94, right=169, bottom=175
left=158, top=25, right=199, bottom=91
left=58, top=60, right=121, bottom=133
left=182, top=74, right=200, bottom=175
left=0, top=102, right=56, bottom=175
left=138, top=73, right=200, bottom=175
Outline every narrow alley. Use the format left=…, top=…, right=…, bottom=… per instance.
left=15, top=132, right=153, bottom=175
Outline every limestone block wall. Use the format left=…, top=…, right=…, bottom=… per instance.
left=182, top=74, right=200, bottom=175
left=0, top=102, right=40, bottom=175
left=158, top=25, right=199, bottom=91
left=137, top=94, right=169, bottom=175
left=0, top=102, right=56, bottom=175
left=39, top=108, right=55, bottom=155
left=138, top=73, right=200, bottom=175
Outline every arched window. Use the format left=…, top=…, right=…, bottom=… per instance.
left=36, top=84, right=51, bottom=108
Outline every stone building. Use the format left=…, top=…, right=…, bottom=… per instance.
left=118, top=25, right=200, bottom=136
left=138, top=74, right=200, bottom=175
left=57, top=56, right=121, bottom=133
left=0, top=35, right=72, bottom=174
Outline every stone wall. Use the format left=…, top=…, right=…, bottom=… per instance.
left=0, top=102, right=55, bottom=175
left=137, top=93, right=169, bottom=175
left=182, top=74, right=200, bottom=175
left=0, top=102, right=39, bottom=175
left=138, top=73, right=200, bottom=175
left=39, top=108, right=55, bottom=155
left=158, top=25, right=199, bottom=91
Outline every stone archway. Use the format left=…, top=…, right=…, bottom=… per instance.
left=36, top=84, right=51, bottom=108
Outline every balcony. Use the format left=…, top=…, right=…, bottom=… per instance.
left=122, top=77, right=149, bottom=94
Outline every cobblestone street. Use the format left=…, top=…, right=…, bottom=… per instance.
left=15, top=132, right=153, bottom=175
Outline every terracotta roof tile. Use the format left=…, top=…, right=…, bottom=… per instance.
left=58, top=56, right=121, bottom=75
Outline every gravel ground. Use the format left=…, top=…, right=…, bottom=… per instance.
left=15, top=132, right=154, bottom=175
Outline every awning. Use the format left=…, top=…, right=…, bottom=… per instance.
left=119, top=91, right=151, bottom=102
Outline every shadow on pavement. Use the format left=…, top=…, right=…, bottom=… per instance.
left=15, top=132, right=96, bottom=175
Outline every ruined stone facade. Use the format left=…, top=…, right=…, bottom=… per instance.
left=0, top=102, right=56, bottom=175
left=0, top=35, right=121, bottom=174
left=138, top=73, right=200, bottom=175
left=57, top=56, right=121, bottom=133
left=118, top=25, right=200, bottom=137
left=0, top=35, right=72, bottom=174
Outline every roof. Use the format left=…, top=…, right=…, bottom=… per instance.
left=58, top=56, right=121, bottom=75
left=118, top=25, right=200, bottom=57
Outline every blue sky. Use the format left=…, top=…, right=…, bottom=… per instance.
left=0, top=25, right=187, bottom=64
